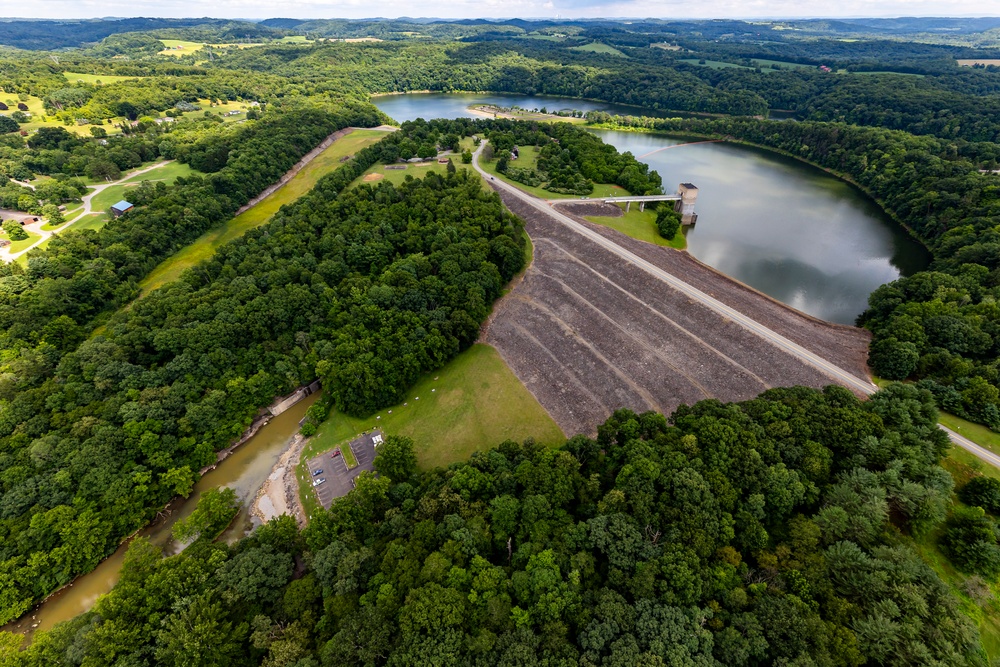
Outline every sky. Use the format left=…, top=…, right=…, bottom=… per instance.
left=0, top=0, right=997, bottom=20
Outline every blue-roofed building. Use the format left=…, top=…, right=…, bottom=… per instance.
left=110, top=200, right=134, bottom=218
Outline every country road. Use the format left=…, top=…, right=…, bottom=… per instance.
left=472, top=142, right=1000, bottom=470
left=1, top=160, right=171, bottom=263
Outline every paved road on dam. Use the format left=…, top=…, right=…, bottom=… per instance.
left=473, top=142, right=1000, bottom=470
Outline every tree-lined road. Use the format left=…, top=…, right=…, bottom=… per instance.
left=473, top=142, right=1000, bottom=471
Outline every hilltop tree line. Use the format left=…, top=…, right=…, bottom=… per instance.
left=591, top=112, right=1000, bottom=431
left=2, top=384, right=987, bottom=665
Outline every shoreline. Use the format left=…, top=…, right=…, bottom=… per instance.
left=587, top=121, right=931, bottom=254
left=251, top=433, right=310, bottom=528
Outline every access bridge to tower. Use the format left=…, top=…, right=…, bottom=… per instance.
left=564, top=182, right=699, bottom=224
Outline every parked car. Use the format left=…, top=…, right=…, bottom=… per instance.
left=330, top=449, right=341, bottom=458
left=311, top=469, right=323, bottom=476
left=312, top=478, right=326, bottom=487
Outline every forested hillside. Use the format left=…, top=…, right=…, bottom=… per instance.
left=0, top=151, right=524, bottom=622
left=7, top=385, right=983, bottom=666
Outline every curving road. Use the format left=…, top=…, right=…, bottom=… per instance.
left=472, top=142, right=1000, bottom=470
left=1, top=161, right=171, bottom=263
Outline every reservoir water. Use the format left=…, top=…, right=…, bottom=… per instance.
left=373, top=93, right=931, bottom=325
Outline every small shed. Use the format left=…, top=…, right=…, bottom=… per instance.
left=110, top=200, right=134, bottom=218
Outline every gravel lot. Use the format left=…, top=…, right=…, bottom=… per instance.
left=485, top=188, right=873, bottom=437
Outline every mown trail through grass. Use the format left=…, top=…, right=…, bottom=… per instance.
left=139, top=128, right=390, bottom=294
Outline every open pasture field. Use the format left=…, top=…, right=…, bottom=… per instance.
left=570, top=42, right=626, bottom=57
left=958, top=59, right=1000, bottom=67
left=485, top=188, right=872, bottom=436
left=63, top=72, right=142, bottom=84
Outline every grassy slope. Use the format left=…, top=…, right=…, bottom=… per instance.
left=584, top=204, right=686, bottom=249
left=138, top=129, right=387, bottom=294
left=90, top=162, right=201, bottom=213
left=297, top=344, right=565, bottom=514
left=914, top=450, right=1000, bottom=659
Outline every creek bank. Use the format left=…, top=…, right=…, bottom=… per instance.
left=201, top=380, right=320, bottom=474
left=251, top=433, right=310, bottom=528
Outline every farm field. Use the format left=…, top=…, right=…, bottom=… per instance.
left=570, top=42, right=626, bottom=57
left=485, top=187, right=872, bottom=435
left=138, top=128, right=387, bottom=293
left=63, top=72, right=142, bottom=84
left=679, top=58, right=753, bottom=70
left=958, top=59, right=1000, bottom=67
left=157, top=39, right=205, bottom=55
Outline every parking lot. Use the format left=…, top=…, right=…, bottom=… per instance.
left=304, top=430, right=381, bottom=509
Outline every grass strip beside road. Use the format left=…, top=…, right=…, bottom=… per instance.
left=139, top=129, right=386, bottom=294
left=939, top=412, right=1000, bottom=458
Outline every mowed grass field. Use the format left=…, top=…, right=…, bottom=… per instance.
left=479, top=150, right=631, bottom=199
left=90, top=162, right=201, bottom=213
left=323, top=343, right=566, bottom=470
left=296, top=343, right=565, bottom=513
left=3, top=228, right=40, bottom=254
left=584, top=204, right=686, bottom=249
left=138, top=128, right=388, bottom=293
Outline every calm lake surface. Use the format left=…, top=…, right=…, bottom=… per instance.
left=374, top=93, right=931, bottom=325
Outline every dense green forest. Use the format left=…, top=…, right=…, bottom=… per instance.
left=3, top=384, right=985, bottom=666
left=6, top=16, right=1000, bottom=663
left=0, top=155, right=524, bottom=622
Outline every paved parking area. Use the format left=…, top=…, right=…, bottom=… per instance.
left=305, top=430, right=381, bottom=509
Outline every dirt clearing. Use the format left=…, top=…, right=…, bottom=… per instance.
left=363, top=173, right=384, bottom=182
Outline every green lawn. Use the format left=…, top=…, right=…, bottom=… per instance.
left=354, top=162, right=467, bottom=188
left=90, top=184, right=138, bottom=214
left=90, top=162, right=203, bottom=214
left=296, top=343, right=565, bottom=515
left=4, top=229, right=40, bottom=254
left=63, top=72, right=141, bottom=85
left=123, top=161, right=199, bottom=184
left=584, top=204, right=686, bottom=249
left=570, top=42, right=626, bottom=57
left=139, top=128, right=389, bottom=294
